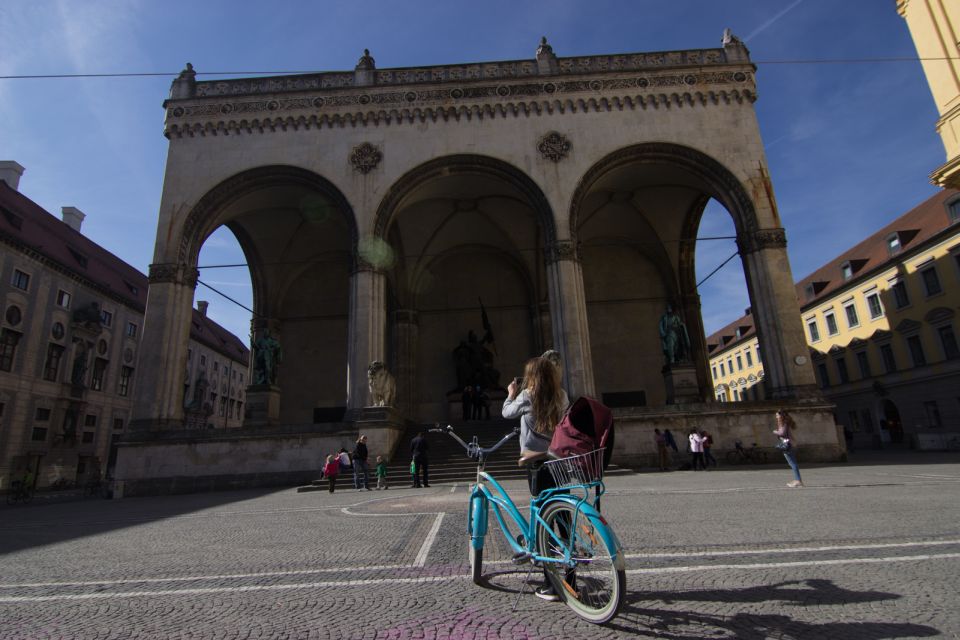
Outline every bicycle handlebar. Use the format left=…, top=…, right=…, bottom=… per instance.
left=428, top=423, right=519, bottom=462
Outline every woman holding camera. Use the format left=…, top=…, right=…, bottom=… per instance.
left=774, top=409, right=803, bottom=488
left=502, top=356, right=569, bottom=601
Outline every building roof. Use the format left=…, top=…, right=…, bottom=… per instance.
left=0, top=180, right=248, bottom=365
left=705, top=189, right=959, bottom=355
left=795, top=188, right=959, bottom=308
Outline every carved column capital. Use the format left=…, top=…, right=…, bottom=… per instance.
left=545, top=240, right=580, bottom=264
left=351, top=255, right=385, bottom=275
left=737, top=228, right=787, bottom=255
left=148, top=263, right=200, bottom=288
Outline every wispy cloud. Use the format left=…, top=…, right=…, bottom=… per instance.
left=743, top=0, right=806, bottom=42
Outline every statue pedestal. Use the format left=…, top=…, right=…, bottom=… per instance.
left=662, top=364, right=699, bottom=405
left=350, top=406, right=406, bottom=465
left=245, top=385, right=281, bottom=427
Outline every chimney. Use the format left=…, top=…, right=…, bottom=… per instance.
left=61, top=206, right=86, bottom=232
left=197, top=301, right=209, bottom=316
left=0, top=161, right=25, bottom=191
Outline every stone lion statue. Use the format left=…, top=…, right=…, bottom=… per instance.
left=367, top=361, right=396, bottom=407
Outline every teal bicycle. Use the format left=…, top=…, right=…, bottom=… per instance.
left=430, top=424, right=626, bottom=624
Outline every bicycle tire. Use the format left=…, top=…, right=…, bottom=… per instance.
left=469, top=545, right=483, bottom=584
left=535, top=500, right=625, bottom=624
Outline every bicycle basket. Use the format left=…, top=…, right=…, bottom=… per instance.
left=543, top=448, right=605, bottom=488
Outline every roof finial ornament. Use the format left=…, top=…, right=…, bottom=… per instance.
left=722, top=28, right=743, bottom=46
left=537, top=36, right=553, bottom=57
left=356, top=48, right=376, bottom=71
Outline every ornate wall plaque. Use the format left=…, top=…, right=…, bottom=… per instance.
left=350, top=142, right=383, bottom=174
left=537, top=132, right=571, bottom=162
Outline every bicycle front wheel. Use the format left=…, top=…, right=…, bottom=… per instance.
left=535, top=501, right=625, bottom=624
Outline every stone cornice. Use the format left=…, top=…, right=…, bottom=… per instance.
left=148, top=262, right=200, bottom=288
left=164, top=69, right=756, bottom=137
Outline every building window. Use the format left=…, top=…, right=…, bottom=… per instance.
left=11, top=269, right=30, bottom=291
left=825, top=312, right=839, bottom=336
left=948, top=199, right=960, bottom=222
left=31, top=427, right=47, bottom=442
left=755, top=346, right=761, bottom=363
left=847, top=411, right=860, bottom=431
left=892, top=280, right=910, bottom=308
left=711, top=366, right=717, bottom=379
left=35, top=407, right=51, bottom=421
left=807, top=319, right=820, bottom=342
left=727, top=358, right=733, bottom=374
left=113, top=418, right=124, bottom=430
left=229, top=399, right=235, bottom=419
left=844, top=302, right=859, bottom=329
left=855, top=350, right=870, bottom=378
left=866, top=292, right=884, bottom=319
left=100, top=309, right=113, bottom=327
left=746, top=350, right=753, bottom=367
left=886, top=233, right=901, bottom=255
left=880, top=343, right=897, bottom=373
left=719, top=362, right=725, bottom=377
left=921, top=266, right=942, bottom=296
left=82, top=431, right=95, bottom=444
left=219, top=396, right=227, bottom=417
left=840, top=262, right=853, bottom=280
left=56, top=290, right=71, bottom=309
left=43, top=343, right=65, bottom=381
left=924, top=400, right=942, bottom=428
left=213, top=361, right=219, bottom=373
left=907, top=335, right=926, bottom=367
left=817, top=363, right=830, bottom=388
left=91, top=358, right=108, bottom=391
left=938, top=325, right=960, bottom=360
left=126, top=322, right=138, bottom=338
left=84, top=414, right=97, bottom=427
left=736, top=355, right=743, bottom=371
left=861, top=409, right=874, bottom=433
left=237, top=401, right=242, bottom=418
left=0, top=329, right=21, bottom=372
left=200, top=355, right=206, bottom=367
left=5, top=305, right=21, bottom=326
left=119, top=366, right=134, bottom=396
left=836, top=357, right=849, bottom=384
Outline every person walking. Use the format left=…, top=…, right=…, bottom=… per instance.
left=352, top=435, right=371, bottom=491
left=410, top=431, right=430, bottom=488
left=702, top=430, right=717, bottom=468
left=774, top=409, right=803, bottom=487
left=502, top=355, right=570, bottom=602
left=654, top=428, right=669, bottom=471
left=375, top=455, right=389, bottom=490
left=322, top=454, right=340, bottom=493
left=688, top=430, right=705, bottom=471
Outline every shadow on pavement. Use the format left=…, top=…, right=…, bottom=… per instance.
left=609, top=578, right=940, bottom=638
left=0, top=487, right=291, bottom=557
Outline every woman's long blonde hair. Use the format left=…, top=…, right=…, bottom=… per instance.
left=524, top=356, right=565, bottom=435
left=777, top=409, right=797, bottom=430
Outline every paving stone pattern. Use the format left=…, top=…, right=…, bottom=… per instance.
left=1, top=451, right=959, bottom=639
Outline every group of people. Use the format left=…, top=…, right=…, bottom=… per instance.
left=460, top=386, right=491, bottom=421
left=321, top=435, right=388, bottom=493
left=652, top=411, right=803, bottom=487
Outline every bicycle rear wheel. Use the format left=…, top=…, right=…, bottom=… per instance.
left=535, top=501, right=625, bottom=624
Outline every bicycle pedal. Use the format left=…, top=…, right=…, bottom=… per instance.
left=511, top=551, right=533, bottom=565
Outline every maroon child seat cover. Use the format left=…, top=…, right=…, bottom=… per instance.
left=549, top=396, right=615, bottom=469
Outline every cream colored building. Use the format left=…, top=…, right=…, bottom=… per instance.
left=0, top=164, right=248, bottom=491
left=709, top=189, right=960, bottom=449
left=899, top=0, right=960, bottom=188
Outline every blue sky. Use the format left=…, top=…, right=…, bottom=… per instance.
left=0, top=1, right=944, bottom=343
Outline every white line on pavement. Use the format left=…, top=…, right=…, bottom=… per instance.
left=627, top=552, right=960, bottom=575
left=414, top=513, right=445, bottom=567
left=625, top=538, right=960, bottom=559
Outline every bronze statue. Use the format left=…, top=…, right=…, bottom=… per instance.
left=253, top=330, right=282, bottom=385
left=659, top=303, right=690, bottom=365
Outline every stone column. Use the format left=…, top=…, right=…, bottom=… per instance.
left=346, top=261, right=386, bottom=412
left=545, top=240, right=596, bottom=399
left=130, top=263, right=199, bottom=430
left=738, top=229, right=818, bottom=399
left=393, top=309, right=418, bottom=418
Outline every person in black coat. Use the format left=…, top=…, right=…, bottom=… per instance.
left=410, top=432, right=430, bottom=488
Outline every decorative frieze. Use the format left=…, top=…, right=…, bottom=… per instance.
left=538, top=132, right=572, bottom=162
left=737, top=228, right=787, bottom=255
left=148, top=263, right=200, bottom=288
left=350, top=142, right=383, bottom=174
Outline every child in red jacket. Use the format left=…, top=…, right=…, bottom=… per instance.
left=323, top=454, right=340, bottom=493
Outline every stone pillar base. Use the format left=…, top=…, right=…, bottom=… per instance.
left=351, top=406, right=407, bottom=465
left=662, top=364, right=699, bottom=404
left=246, top=385, right=281, bottom=427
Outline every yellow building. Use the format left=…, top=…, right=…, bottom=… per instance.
left=899, top=0, right=960, bottom=188
left=708, top=189, right=960, bottom=449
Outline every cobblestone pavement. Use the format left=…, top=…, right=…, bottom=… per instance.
left=1, top=452, right=959, bottom=639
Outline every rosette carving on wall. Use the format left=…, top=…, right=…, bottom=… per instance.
left=350, top=142, right=383, bottom=174
left=538, top=131, right=572, bottom=162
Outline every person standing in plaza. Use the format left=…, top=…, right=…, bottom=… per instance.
left=654, top=428, right=669, bottom=471
left=337, top=448, right=351, bottom=473
left=410, top=431, right=430, bottom=487
left=352, top=435, right=371, bottom=491
left=774, top=409, right=803, bottom=487
left=375, top=455, right=389, bottom=490
left=502, top=355, right=570, bottom=601
left=322, top=454, right=340, bottom=493
left=702, top=430, right=717, bottom=469
left=688, top=429, right=705, bottom=471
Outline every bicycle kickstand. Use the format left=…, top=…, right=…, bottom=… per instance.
left=512, top=563, right=538, bottom=612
